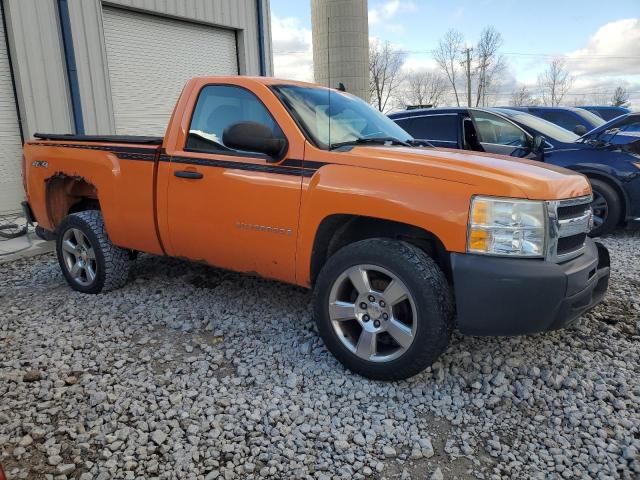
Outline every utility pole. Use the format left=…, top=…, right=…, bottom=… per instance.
left=461, top=47, right=473, bottom=107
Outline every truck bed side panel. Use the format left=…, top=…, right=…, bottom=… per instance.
left=24, top=141, right=163, bottom=255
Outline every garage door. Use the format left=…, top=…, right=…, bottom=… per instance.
left=0, top=9, right=24, bottom=214
left=102, top=7, right=238, bottom=136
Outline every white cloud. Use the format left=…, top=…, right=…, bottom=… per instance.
left=369, top=0, right=416, bottom=26
left=564, top=18, right=640, bottom=109
left=401, top=56, right=438, bottom=73
left=270, top=15, right=314, bottom=82
left=566, top=18, right=640, bottom=76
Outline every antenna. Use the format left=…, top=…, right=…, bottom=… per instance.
left=327, top=14, right=331, bottom=149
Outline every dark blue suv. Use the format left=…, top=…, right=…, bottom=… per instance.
left=388, top=107, right=640, bottom=235
left=504, top=106, right=605, bottom=135
left=578, top=106, right=631, bottom=121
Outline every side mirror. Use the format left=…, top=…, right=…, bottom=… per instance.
left=574, top=124, right=588, bottom=136
left=532, top=135, right=546, bottom=161
left=532, top=135, right=546, bottom=151
left=222, top=121, right=287, bottom=162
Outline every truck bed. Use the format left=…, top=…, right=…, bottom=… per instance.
left=33, top=133, right=163, bottom=145
left=25, top=133, right=164, bottom=256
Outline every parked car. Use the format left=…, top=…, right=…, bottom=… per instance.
left=579, top=112, right=640, bottom=147
left=22, top=77, right=610, bottom=380
left=578, top=105, right=631, bottom=121
left=505, top=106, right=605, bottom=135
left=389, top=107, right=640, bottom=235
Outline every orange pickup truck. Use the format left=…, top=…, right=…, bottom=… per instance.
left=23, top=77, right=610, bottom=380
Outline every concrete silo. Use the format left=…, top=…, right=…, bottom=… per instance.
left=311, top=0, right=369, bottom=102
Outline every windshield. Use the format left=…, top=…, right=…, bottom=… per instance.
left=505, top=111, right=579, bottom=143
left=575, top=109, right=606, bottom=127
left=273, top=85, right=412, bottom=149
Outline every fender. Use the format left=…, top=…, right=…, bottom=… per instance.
left=295, top=164, right=475, bottom=286
left=568, top=163, right=631, bottom=217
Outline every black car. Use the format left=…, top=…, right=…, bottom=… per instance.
left=388, top=107, right=640, bottom=235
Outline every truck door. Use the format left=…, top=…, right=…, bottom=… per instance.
left=162, top=84, right=302, bottom=283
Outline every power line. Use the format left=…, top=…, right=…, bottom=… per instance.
left=273, top=49, right=640, bottom=60
left=418, top=90, right=640, bottom=97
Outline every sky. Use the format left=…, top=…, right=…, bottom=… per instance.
left=269, top=0, right=640, bottom=109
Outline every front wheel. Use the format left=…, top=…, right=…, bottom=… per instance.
left=56, top=210, right=130, bottom=294
left=589, top=178, right=622, bottom=237
left=313, top=239, right=453, bottom=380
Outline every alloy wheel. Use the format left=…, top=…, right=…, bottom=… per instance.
left=591, top=191, right=609, bottom=228
left=328, top=264, right=417, bottom=363
left=61, top=228, right=97, bottom=286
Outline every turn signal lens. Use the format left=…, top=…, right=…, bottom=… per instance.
left=469, top=229, right=489, bottom=251
left=471, top=199, right=489, bottom=225
left=467, top=196, right=546, bottom=257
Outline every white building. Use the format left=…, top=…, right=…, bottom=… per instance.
left=0, top=0, right=273, bottom=214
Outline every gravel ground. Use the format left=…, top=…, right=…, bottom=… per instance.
left=1, top=231, right=638, bottom=480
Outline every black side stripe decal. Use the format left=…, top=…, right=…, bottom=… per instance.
left=168, top=156, right=327, bottom=178
left=28, top=142, right=157, bottom=161
left=29, top=142, right=329, bottom=176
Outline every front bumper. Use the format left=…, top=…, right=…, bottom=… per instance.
left=451, top=239, right=610, bottom=336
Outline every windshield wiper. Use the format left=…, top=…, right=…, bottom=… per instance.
left=406, top=139, right=434, bottom=148
left=329, top=137, right=412, bottom=150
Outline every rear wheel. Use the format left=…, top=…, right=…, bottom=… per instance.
left=56, top=210, right=130, bottom=293
left=313, top=238, right=453, bottom=380
left=589, top=178, right=622, bottom=236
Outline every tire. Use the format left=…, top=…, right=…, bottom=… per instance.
left=313, top=238, right=453, bottom=380
left=56, top=210, right=130, bottom=294
left=589, top=178, right=622, bottom=237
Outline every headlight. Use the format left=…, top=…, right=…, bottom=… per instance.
left=467, top=196, right=546, bottom=257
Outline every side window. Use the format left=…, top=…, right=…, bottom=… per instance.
left=394, top=118, right=415, bottom=135
left=186, top=85, right=284, bottom=155
left=397, top=115, right=458, bottom=142
left=469, top=111, right=528, bottom=147
left=536, top=110, right=578, bottom=132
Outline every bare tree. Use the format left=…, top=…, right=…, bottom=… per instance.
left=474, top=27, right=506, bottom=107
left=397, top=70, right=447, bottom=109
left=537, top=58, right=572, bottom=106
left=611, top=86, right=630, bottom=107
left=434, top=29, right=464, bottom=107
left=369, top=39, right=406, bottom=112
left=510, top=85, right=536, bottom=106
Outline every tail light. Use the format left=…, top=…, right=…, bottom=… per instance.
left=21, top=154, right=27, bottom=192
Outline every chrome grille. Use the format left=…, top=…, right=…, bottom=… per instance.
left=545, top=195, right=592, bottom=263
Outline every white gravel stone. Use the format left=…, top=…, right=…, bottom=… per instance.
left=431, top=467, right=444, bottom=480
left=151, top=430, right=167, bottom=445
left=382, top=446, right=397, bottom=458
left=57, top=464, right=76, bottom=475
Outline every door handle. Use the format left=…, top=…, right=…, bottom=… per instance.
left=174, top=170, right=203, bottom=180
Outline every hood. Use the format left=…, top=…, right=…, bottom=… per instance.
left=577, top=113, right=640, bottom=148
left=335, top=145, right=591, bottom=200
left=579, top=113, right=631, bottom=140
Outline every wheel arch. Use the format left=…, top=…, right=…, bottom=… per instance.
left=571, top=168, right=629, bottom=222
left=45, top=174, right=100, bottom=230
left=310, top=214, right=451, bottom=287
